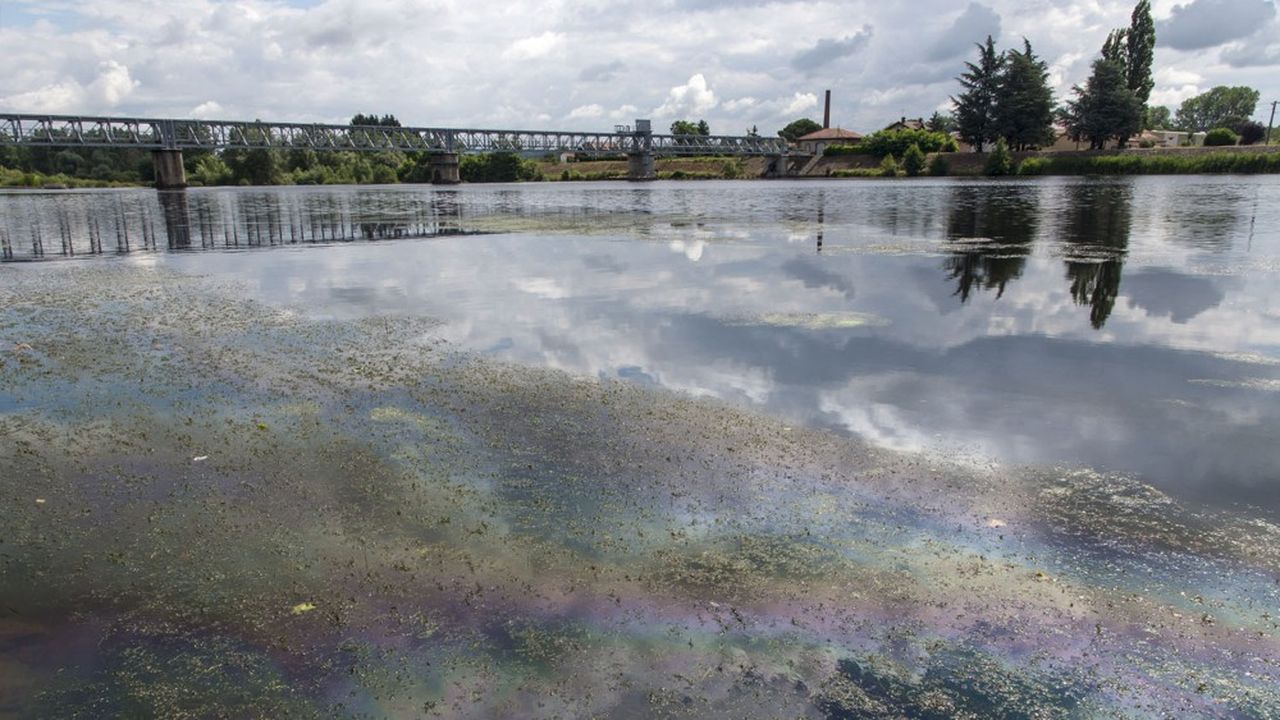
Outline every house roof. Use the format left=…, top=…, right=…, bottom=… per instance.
left=885, top=117, right=926, bottom=131
left=796, top=127, right=863, bottom=141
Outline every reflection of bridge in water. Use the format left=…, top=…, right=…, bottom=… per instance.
left=0, top=114, right=803, bottom=186
left=0, top=189, right=469, bottom=261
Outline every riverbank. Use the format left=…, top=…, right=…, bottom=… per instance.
left=0, top=166, right=140, bottom=189
left=5, top=145, right=1279, bottom=190
left=813, top=144, right=1280, bottom=177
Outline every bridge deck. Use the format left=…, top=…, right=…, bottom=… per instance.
left=0, top=114, right=792, bottom=157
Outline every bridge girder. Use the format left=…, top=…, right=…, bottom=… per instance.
left=0, top=114, right=792, bottom=158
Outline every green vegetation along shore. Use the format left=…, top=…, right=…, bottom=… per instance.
left=4, top=147, right=1279, bottom=190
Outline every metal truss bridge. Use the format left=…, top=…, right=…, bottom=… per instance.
left=0, top=114, right=790, bottom=158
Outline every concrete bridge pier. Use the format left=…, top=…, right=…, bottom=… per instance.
left=762, top=154, right=786, bottom=179
left=627, top=152, right=655, bottom=181
left=153, top=149, right=187, bottom=189
left=429, top=153, right=461, bottom=184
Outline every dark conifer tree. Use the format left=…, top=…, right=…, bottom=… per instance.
left=952, top=36, right=1004, bottom=152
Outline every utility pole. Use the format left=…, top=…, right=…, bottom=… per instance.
left=1267, top=101, right=1277, bottom=146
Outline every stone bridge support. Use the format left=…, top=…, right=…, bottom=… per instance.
left=762, top=154, right=787, bottom=178
left=153, top=149, right=187, bottom=189
left=627, top=152, right=655, bottom=181
left=428, top=153, right=461, bottom=184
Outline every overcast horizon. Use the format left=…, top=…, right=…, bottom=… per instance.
left=1, top=0, right=1277, bottom=134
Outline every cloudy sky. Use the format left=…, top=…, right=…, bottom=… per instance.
left=1, top=0, right=1277, bottom=134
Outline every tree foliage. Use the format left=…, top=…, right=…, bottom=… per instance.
left=952, top=36, right=1004, bottom=152
left=926, top=112, right=956, bottom=133
left=1102, top=29, right=1127, bottom=67
left=1236, top=121, right=1265, bottom=146
left=777, top=118, right=822, bottom=142
left=1064, top=58, right=1143, bottom=149
left=350, top=113, right=402, bottom=127
left=1126, top=1, right=1156, bottom=106
left=1093, top=1, right=1155, bottom=145
left=860, top=128, right=958, bottom=158
left=1203, top=128, right=1239, bottom=147
left=458, top=153, right=543, bottom=182
left=902, top=144, right=926, bottom=176
left=1175, top=86, right=1261, bottom=132
left=1145, top=105, right=1171, bottom=130
left=984, top=138, right=1013, bottom=176
left=670, top=120, right=710, bottom=135
left=993, top=39, right=1056, bottom=150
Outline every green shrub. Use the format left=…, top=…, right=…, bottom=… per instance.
left=861, top=128, right=958, bottom=158
left=1138, top=139, right=1155, bottom=148
left=1016, top=157, right=1049, bottom=176
left=823, top=144, right=865, bottom=156
left=927, top=154, right=949, bottom=176
left=902, top=144, right=926, bottom=176
left=984, top=138, right=1013, bottom=176
left=1204, top=128, right=1239, bottom=147
left=720, top=159, right=744, bottom=179
left=879, top=154, right=899, bottom=177
left=830, top=168, right=883, bottom=178
left=1237, top=121, right=1265, bottom=146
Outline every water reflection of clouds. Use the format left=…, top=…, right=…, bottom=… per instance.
left=141, top=176, right=1280, bottom=514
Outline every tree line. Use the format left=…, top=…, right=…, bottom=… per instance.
left=774, top=0, right=1264, bottom=157
left=0, top=113, right=549, bottom=187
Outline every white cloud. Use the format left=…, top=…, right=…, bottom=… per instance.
left=87, top=60, right=137, bottom=106
left=0, top=81, right=82, bottom=113
left=1155, top=67, right=1203, bottom=85
left=503, top=32, right=566, bottom=61
left=608, top=104, right=639, bottom=120
left=0, top=60, right=136, bottom=112
left=723, top=97, right=758, bottom=112
left=1149, top=84, right=1202, bottom=108
left=191, top=100, right=224, bottom=118
left=567, top=103, right=604, bottom=119
left=654, top=73, right=718, bottom=118
left=782, top=91, right=818, bottom=116
left=0, top=0, right=1274, bottom=135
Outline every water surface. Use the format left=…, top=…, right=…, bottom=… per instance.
left=2, top=178, right=1279, bottom=717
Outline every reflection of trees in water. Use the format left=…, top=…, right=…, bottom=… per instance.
left=943, top=186, right=1039, bottom=302
left=8, top=190, right=470, bottom=260
left=1059, top=183, right=1132, bottom=329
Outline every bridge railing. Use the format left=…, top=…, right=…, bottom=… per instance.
left=0, top=114, right=791, bottom=157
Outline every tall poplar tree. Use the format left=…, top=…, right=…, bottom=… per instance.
left=1126, top=0, right=1156, bottom=106
left=1102, top=29, right=1127, bottom=67
left=952, top=36, right=1004, bottom=153
left=993, top=39, right=1056, bottom=150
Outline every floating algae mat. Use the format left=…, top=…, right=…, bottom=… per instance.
left=1, top=263, right=1278, bottom=719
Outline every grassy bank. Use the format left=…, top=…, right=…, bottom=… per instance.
left=1, top=166, right=140, bottom=189
left=1015, top=151, right=1280, bottom=175
left=814, top=146, right=1280, bottom=178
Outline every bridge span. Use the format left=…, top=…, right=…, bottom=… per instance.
left=0, top=114, right=802, bottom=187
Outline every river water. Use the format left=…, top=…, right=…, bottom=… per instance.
left=2, top=178, right=1279, bottom=717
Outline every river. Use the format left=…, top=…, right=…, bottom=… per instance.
left=2, top=177, right=1279, bottom=717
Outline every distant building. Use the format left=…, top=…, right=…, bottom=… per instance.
left=883, top=117, right=926, bottom=132
left=795, top=127, right=864, bottom=155
left=1126, top=130, right=1191, bottom=148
